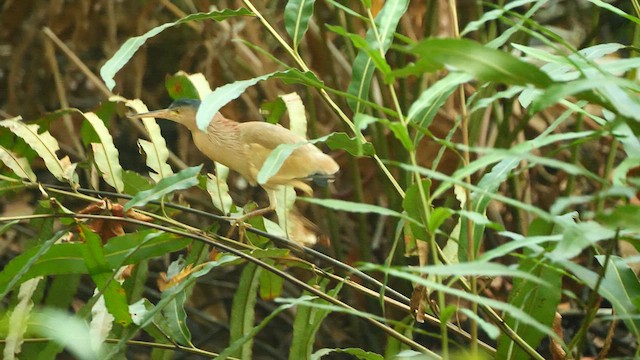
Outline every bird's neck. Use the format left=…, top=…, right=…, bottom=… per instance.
left=181, top=112, right=238, bottom=134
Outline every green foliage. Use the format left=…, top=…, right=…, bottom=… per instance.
left=1, top=0, right=640, bottom=359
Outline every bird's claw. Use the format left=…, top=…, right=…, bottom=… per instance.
left=223, top=216, right=252, bottom=241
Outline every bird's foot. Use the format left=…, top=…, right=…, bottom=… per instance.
left=222, top=215, right=255, bottom=242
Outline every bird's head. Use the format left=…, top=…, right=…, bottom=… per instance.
left=130, top=98, right=201, bottom=128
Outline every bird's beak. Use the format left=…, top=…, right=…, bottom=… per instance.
left=128, top=108, right=174, bottom=119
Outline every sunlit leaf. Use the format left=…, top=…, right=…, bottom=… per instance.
left=113, top=97, right=174, bottom=182
left=3, top=278, right=40, bottom=359
left=0, top=144, right=37, bottom=182
left=83, top=112, right=124, bottom=192
left=31, top=309, right=103, bottom=360
left=257, top=142, right=304, bottom=185
left=0, top=117, right=77, bottom=185
left=100, top=8, right=253, bottom=91
left=206, top=171, right=234, bottom=215
left=311, top=348, right=383, bottom=360
left=285, top=0, right=316, bottom=50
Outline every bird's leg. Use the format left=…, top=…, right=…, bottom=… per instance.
left=234, top=188, right=277, bottom=223
left=223, top=189, right=277, bottom=241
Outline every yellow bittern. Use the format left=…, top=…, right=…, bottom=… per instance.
left=130, top=98, right=339, bottom=220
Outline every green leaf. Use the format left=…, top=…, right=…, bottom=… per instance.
left=409, top=38, right=553, bottom=88
left=217, top=299, right=299, bottom=360
left=0, top=229, right=65, bottom=299
left=122, top=170, right=154, bottom=195
left=587, top=0, right=640, bottom=25
left=597, top=205, right=640, bottom=231
left=497, top=253, right=562, bottom=359
left=285, top=0, right=316, bottom=50
left=100, top=8, right=253, bottom=91
left=165, top=72, right=201, bottom=100
left=326, top=24, right=391, bottom=76
left=560, top=258, right=640, bottom=336
left=160, top=258, right=193, bottom=346
left=300, top=197, right=420, bottom=226
left=0, top=144, right=37, bottom=181
left=459, top=157, right=520, bottom=261
left=550, top=220, right=615, bottom=260
left=531, top=77, right=640, bottom=120
left=402, top=179, right=431, bottom=240
left=0, top=117, right=77, bottom=185
left=323, top=132, right=375, bottom=157
left=80, top=225, right=132, bottom=326
left=407, top=72, right=472, bottom=127
left=31, top=309, right=103, bottom=360
left=117, top=97, right=174, bottom=182
left=461, top=0, right=538, bottom=36
left=83, top=112, right=124, bottom=192
left=311, top=348, right=384, bottom=360
left=229, top=263, right=262, bottom=359
left=364, top=263, right=558, bottom=341
left=256, top=142, right=305, bottom=185
left=260, top=97, right=288, bottom=124
left=259, top=261, right=284, bottom=301
left=290, top=280, right=343, bottom=360
left=0, top=231, right=190, bottom=296
left=347, top=0, right=409, bottom=112
left=196, top=71, right=277, bottom=131
left=124, top=165, right=202, bottom=212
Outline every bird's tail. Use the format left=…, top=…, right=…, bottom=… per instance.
left=308, top=173, right=336, bottom=187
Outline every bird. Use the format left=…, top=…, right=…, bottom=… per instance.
left=130, top=98, right=339, bottom=222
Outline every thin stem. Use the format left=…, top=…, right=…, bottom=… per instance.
left=448, top=0, right=478, bottom=355
left=36, top=212, right=440, bottom=356
left=567, top=230, right=619, bottom=354
left=241, top=0, right=405, bottom=198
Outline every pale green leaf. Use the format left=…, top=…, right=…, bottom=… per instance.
left=0, top=117, right=77, bottom=184
left=256, top=142, right=305, bottom=185
left=83, top=111, right=124, bottom=192
left=116, top=97, right=174, bottom=181
left=3, top=278, right=41, bottom=360
left=206, top=171, right=233, bottom=215
left=100, top=8, right=253, bottom=91
left=0, top=144, right=37, bottom=182
left=300, top=197, right=420, bottom=225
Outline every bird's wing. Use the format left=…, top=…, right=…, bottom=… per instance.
left=238, top=122, right=307, bottom=149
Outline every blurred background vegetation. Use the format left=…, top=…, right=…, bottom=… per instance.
left=1, top=0, right=639, bottom=359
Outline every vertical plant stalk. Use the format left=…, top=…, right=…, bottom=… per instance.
left=241, top=0, right=405, bottom=198
left=447, top=0, right=478, bottom=355
left=360, top=3, right=452, bottom=354
left=43, top=37, right=85, bottom=161
left=567, top=230, right=619, bottom=354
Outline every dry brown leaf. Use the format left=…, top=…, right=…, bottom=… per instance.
left=550, top=312, right=566, bottom=360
